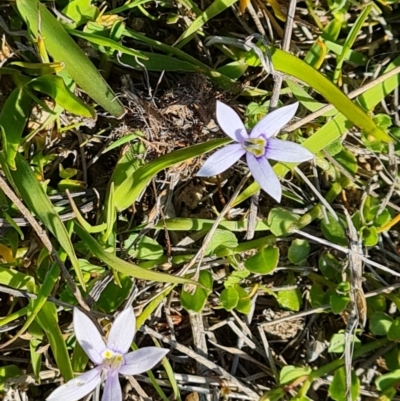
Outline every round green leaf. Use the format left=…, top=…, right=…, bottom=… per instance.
left=124, top=234, right=163, bottom=260
left=329, top=367, right=360, bottom=401
left=280, top=365, right=312, bottom=385
left=321, top=215, right=347, bottom=246
left=234, top=284, right=252, bottom=314
left=309, top=283, right=327, bottom=308
left=268, top=208, right=299, bottom=236
left=244, top=246, right=279, bottom=274
left=205, top=229, right=238, bottom=256
left=361, top=226, right=379, bottom=247
left=181, top=271, right=213, bottom=313
left=330, top=293, right=350, bottom=314
left=97, top=274, right=134, bottom=313
left=288, top=239, right=310, bottom=264
left=318, top=252, right=342, bottom=280
left=277, top=288, right=301, bottom=312
left=376, top=369, right=400, bottom=391
left=220, top=287, right=239, bottom=311
left=328, top=333, right=361, bottom=354
left=384, top=346, right=400, bottom=371
left=388, top=318, right=400, bottom=341
left=369, top=312, right=394, bottom=336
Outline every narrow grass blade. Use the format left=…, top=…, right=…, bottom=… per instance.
left=271, top=48, right=392, bottom=142
left=123, top=28, right=240, bottom=91
left=175, top=0, right=238, bottom=48
left=332, top=4, right=372, bottom=84
left=113, top=138, right=230, bottom=211
left=16, top=0, right=125, bottom=117
left=36, top=303, right=74, bottom=380
left=0, top=87, right=31, bottom=170
left=74, top=224, right=198, bottom=286
left=67, top=29, right=146, bottom=59
left=27, top=75, right=95, bottom=118
left=10, top=154, right=85, bottom=287
left=0, top=263, right=61, bottom=348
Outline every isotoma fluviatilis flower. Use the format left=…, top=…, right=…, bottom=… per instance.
left=46, top=307, right=169, bottom=401
left=197, top=101, right=314, bottom=202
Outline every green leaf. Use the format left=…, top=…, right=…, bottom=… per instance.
left=330, top=293, right=350, bottom=314
left=113, top=138, right=229, bottom=211
left=61, top=0, right=99, bottom=28
left=361, top=226, right=379, bottom=247
left=388, top=318, right=400, bottom=341
left=124, top=234, right=164, bottom=260
left=376, top=369, right=400, bottom=391
left=137, top=217, right=269, bottom=232
left=334, top=148, right=357, bottom=174
left=367, top=295, right=387, bottom=316
left=321, top=214, right=347, bottom=246
left=120, top=52, right=199, bottom=72
left=175, top=0, right=238, bottom=48
left=309, top=283, right=327, bottom=308
left=277, top=287, right=302, bottom=312
left=10, top=154, right=85, bottom=288
left=288, top=239, right=310, bottom=264
left=267, top=207, right=299, bottom=236
left=181, top=271, right=213, bottom=312
left=270, top=47, right=392, bottom=143
left=280, top=365, right=312, bottom=385
left=220, top=287, right=239, bottom=311
left=204, top=229, right=238, bottom=255
left=96, top=274, right=134, bottom=313
left=318, top=252, right=341, bottom=280
left=287, top=80, right=338, bottom=117
left=68, top=29, right=145, bottom=59
left=16, top=0, right=125, bottom=117
left=224, top=269, right=250, bottom=288
left=384, top=346, right=400, bottom=371
left=217, top=60, right=248, bottom=79
left=235, top=284, right=252, bottom=314
left=36, top=303, right=74, bottom=380
left=27, top=75, right=95, bottom=118
left=123, top=28, right=239, bottom=90
left=328, top=333, right=361, bottom=353
left=0, top=365, right=22, bottom=392
left=244, top=246, right=279, bottom=274
left=370, top=312, right=394, bottom=336
left=332, top=4, right=372, bottom=84
left=329, top=367, right=360, bottom=401
left=74, top=224, right=196, bottom=285
left=0, top=87, right=31, bottom=170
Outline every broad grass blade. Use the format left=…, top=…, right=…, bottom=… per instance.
left=16, top=0, right=125, bottom=118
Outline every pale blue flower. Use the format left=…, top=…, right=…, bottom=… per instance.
left=46, top=307, right=168, bottom=401
left=197, top=101, right=313, bottom=202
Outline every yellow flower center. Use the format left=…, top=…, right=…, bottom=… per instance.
left=102, top=349, right=124, bottom=370
left=243, top=137, right=266, bottom=157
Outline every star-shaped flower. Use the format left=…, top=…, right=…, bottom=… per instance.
left=46, top=307, right=168, bottom=401
left=197, top=101, right=313, bottom=202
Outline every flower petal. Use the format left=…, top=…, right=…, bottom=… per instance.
left=102, top=372, right=122, bottom=401
left=250, top=102, right=299, bottom=139
left=266, top=138, right=314, bottom=163
left=119, top=347, right=169, bottom=376
left=73, top=308, right=106, bottom=365
left=107, top=307, right=136, bottom=354
left=197, top=144, right=245, bottom=177
left=216, top=100, right=248, bottom=142
left=246, top=154, right=282, bottom=202
left=46, top=366, right=102, bottom=401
